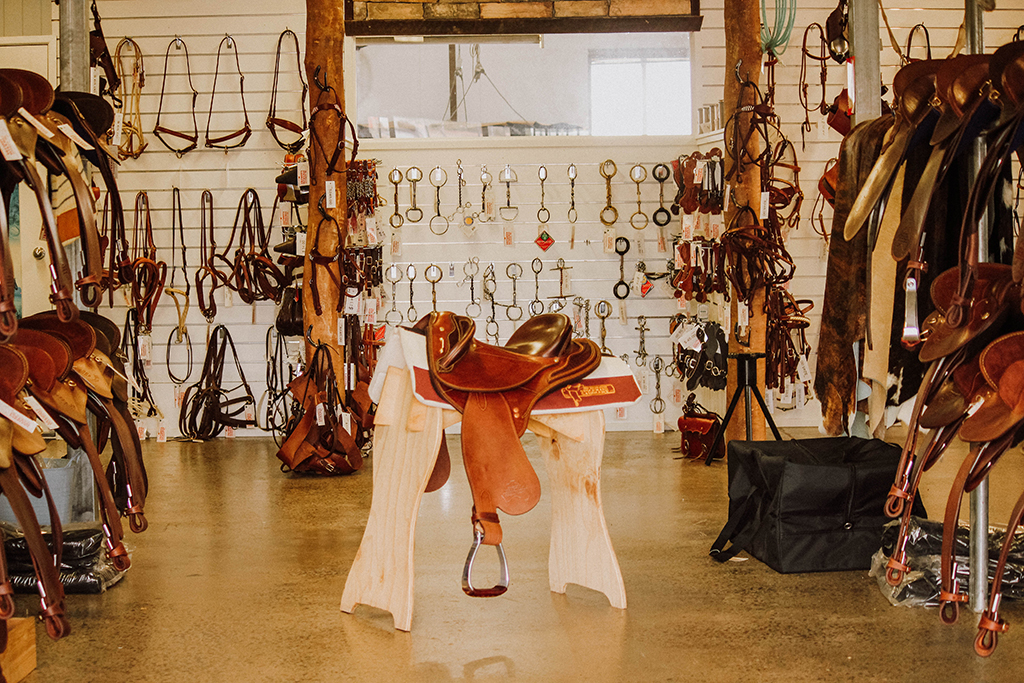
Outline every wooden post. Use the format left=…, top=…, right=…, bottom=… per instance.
left=303, top=0, right=349, bottom=358
left=722, top=0, right=766, bottom=442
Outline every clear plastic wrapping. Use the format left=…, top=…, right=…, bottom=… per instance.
left=2, top=523, right=126, bottom=594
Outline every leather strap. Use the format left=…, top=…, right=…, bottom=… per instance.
left=267, top=29, right=308, bottom=154
left=205, top=36, right=251, bottom=150
left=0, top=170, right=18, bottom=341
left=114, top=38, right=147, bottom=160
left=799, top=23, right=829, bottom=146
left=153, top=38, right=199, bottom=157
left=309, top=70, right=358, bottom=176
left=130, top=191, right=167, bottom=333
left=195, top=190, right=219, bottom=322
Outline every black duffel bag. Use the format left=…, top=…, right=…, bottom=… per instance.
left=710, top=437, right=926, bottom=573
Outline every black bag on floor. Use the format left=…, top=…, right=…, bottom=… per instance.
left=710, top=437, right=926, bottom=573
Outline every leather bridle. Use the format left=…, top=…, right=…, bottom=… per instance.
left=308, top=199, right=345, bottom=316
left=205, top=35, right=251, bottom=150
left=309, top=67, right=358, bottom=176
left=195, top=190, right=220, bottom=322
left=267, top=29, right=308, bottom=154
left=154, top=37, right=199, bottom=157
left=129, top=191, right=167, bottom=333
left=114, top=38, right=147, bottom=160
left=165, top=187, right=193, bottom=385
left=799, top=23, right=829, bottom=146
left=179, top=324, right=257, bottom=441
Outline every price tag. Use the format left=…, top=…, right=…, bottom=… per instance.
left=766, top=387, right=776, bottom=414
left=136, top=421, right=147, bottom=441
left=797, top=355, right=813, bottom=383
left=224, top=425, right=235, bottom=438
left=694, top=161, right=705, bottom=183
left=816, top=119, right=829, bottom=140
left=280, top=204, right=291, bottom=227
left=560, top=267, right=572, bottom=295
left=337, top=316, right=346, bottom=344
left=244, top=405, right=255, bottom=423
left=316, top=403, right=326, bottom=426
left=0, top=121, right=22, bottom=161
left=138, top=334, right=152, bottom=362
left=657, top=227, right=668, bottom=253
left=297, top=160, right=310, bottom=186
left=364, top=296, right=378, bottom=324
left=340, top=411, right=352, bottom=433
left=344, top=286, right=362, bottom=315
left=618, top=300, right=628, bottom=324
left=90, top=66, right=100, bottom=95
left=390, top=233, right=402, bottom=257
left=675, top=243, right=686, bottom=269
left=365, top=215, right=378, bottom=244
left=174, top=384, right=184, bottom=408
left=669, top=323, right=688, bottom=345
left=0, top=399, right=39, bottom=434
left=23, top=395, right=57, bottom=430
left=157, top=421, right=167, bottom=443
left=653, top=414, right=665, bottom=434
left=603, top=228, right=616, bottom=253
left=636, top=235, right=647, bottom=257
left=18, top=108, right=53, bottom=138
left=738, top=304, right=750, bottom=327
left=615, top=406, right=628, bottom=420
left=723, top=185, right=731, bottom=211
left=631, top=268, right=645, bottom=290
left=111, top=113, right=124, bottom=146
left=639, top=372, right=649, bottom=393
left=682, top=213, right=695, bottom=241
left=678, top=325, right=703, bottom=351
left=325, top=180, right=337, bottom=209
left=58, top=123, right=94, bottom=151
left=672, top=387, right=683, bottom=405
left=796, top=382, right=807, bottom=407
left=709, top=214, right=723, bottom=240
left=503, top=222, right=515, bottom=247
left=759, top=192, right=769, bottom=220
left=222, top=288, right=233, bottom=308
left=295, top=230, right=307, bottom=255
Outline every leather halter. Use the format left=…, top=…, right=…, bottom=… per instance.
left=114, top=38, right=147, bottom=160
left=205, top=35, right=251, bottom=150
left=165, top=187, right=193, bottom=385
left=129, top=191, right=167, bottom=333
left=309, top=68, right=358, bottom=176
left=195, top=190, right=219, bottom=322
left=153, top=37, right=199, bottom=157
left=267, top=29, right=308, bottom=154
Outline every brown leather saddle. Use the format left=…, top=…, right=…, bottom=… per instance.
left=413, top=311, right=601, bottom=597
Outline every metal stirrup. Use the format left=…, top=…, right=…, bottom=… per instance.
left=462, top=526, right=510, bottom=598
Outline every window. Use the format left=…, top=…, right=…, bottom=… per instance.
left=589, top=49, right=692, bottom=136
left=355, top=33, right=693, bottom=138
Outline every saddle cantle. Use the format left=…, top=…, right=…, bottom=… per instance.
left=414, top=311, right=601, bottom=597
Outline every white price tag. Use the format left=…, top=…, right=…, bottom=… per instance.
left=657, top=227, right=668, bottom=253
left=796, top=382, right=807, bottom=407
left=325, top=180, right=337, bottom=209
left=503, top=223, right=515, bottom=247
left=618, top=300, right=628, bottom=324
left=0, top=121, right=22, bottom=161
left=344, top=286, right=362, bottom=315
left=316, top=403, right=326, bottom=426
left=138, top=334, right=152, bottom=362
left=111, top=113, right=124, bottom=146
left=244, top=405, right=255, bottom=423
left=631, top=268, right=644, bottom=290
left=615, top=406, right=628, bottom=420
left=337, top=316, right=346, bottom=344
left=58, top=123, right=94, bottom=151
left=90, top=66, right=100, bottom=95
left=759, top=192, right=769, bottom=220
left=653, top=414, right=665, bottom=434
left=136, top=420, right=147, bottom=441
left=675, top=244, right=686, bottom=269
left=766, top=388, right=776, bottom=414
left=280, top=205, right=292, bottom=227
left=297, top=160, right=310, bottom=186
left=672, top=387, right=683, bottom=405
left=639, top=372, right=649, bottom=393
left=0, top=399, right=39, bottom=434
left=797, top=355, right=813, bottom=383
left=18, top=108, right=53, bottom=138
left=364, top=297, right=378, bottom=324
left=22, top=394, right=57, bottom=430
left=222, top=288, right=233, bottom=308
left=603, top=228, right=616, bottom=253
left=295, top=230, right=307, bottom=255
left=816, top=120, right=829, bottom=141
left=560, top=267, right=572, bottom=295
left=682, top=213, right=695, bottom=241
left=484, top=190, right=495, bottom=221
left=738, top=304, right=750, bottom=327
left=723, top=185, right=731, bottom=210
left=365, top=215, right=378, bottom=244
left=174, top=384, right=184, bottom=408
left=710, top=214, right=723, bottom=240
left=157, top=421, right=167, bottom=443
left=224, top=425, right=235, bottom=438
left=341, top=411, right=352, bottom=433
left=694, top=162, right=705, bottom=183
left=636, top=236, right=647, bottom=257
left=680, top=325, right=703, bottom=351
left=391, top=233, right=402, bottom=257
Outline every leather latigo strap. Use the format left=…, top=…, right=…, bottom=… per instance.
left=267, top=29, right=308, bottom=154
left=419, top=312, right=600, bottom=597
left=205, top=35, right=251, bottom=150
left=130, top=191, right=167, bottom=332
left=154, top=38, right=199, bottom=157
left=114, top=37, right=147, bottom=160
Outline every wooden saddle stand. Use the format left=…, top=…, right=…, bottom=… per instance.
left=341, top=312, right=640, bottom=631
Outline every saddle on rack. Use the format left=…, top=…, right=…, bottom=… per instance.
left=412, top=311, right=601, bottom=597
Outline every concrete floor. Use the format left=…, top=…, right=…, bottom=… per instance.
left=18, top=428, right=1024, bottom=682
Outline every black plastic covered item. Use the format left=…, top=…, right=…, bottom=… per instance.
left=710, top=437, right=927, bottom=573
left=3, top=524, right=126, bottom=594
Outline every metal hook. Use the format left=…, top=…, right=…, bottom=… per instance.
left=313, top=65, right=332, bottom=92
left=305, top=324, right=316, bottom=347
left=174, top=35, right=183, bottom=49
left=318, top=194, right=330, bottom=220
left=225, top=34, right=234, bottom=48
left=734, top=59, right=750, bottom=84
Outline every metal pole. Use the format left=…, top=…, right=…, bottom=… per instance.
left=59, top=0, right=90, bottom=91
left=964, top=0, right=989, bottom=616
left=849, top=0, right=881, bottom=125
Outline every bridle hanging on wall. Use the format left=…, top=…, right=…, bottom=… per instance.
left=267, top=29, right=309, bottom=154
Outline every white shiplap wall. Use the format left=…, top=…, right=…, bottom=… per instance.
left=75, top=0, right=1024, bottom=437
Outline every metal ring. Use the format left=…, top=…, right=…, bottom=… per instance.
left=385, top=309, right=404, bottom=325
left=485, top=319, right=500, bottom=337
left=614, top=236, right=631, bottom=255
left=600, top=205, right=619, bottom=226
left=630, top=163, right=648, bottom=183
left=406, top=263, right=418, bottom=280
left=613, top=281, right=631, bottom=299
left=635, top=353, right=647, bottom=367
left=548, top=298, right=567, bottom=313
left=499, top=206, right=519, bottom=221
left=568, top=207, right=578, bottom=223
left=385, top=264, right=403, bottom=284
left=537, top=207, right=550, bottom=223
left=595, top=300, right=612, bottom=318
left=429, top=166, right=448, bottom=187
left=506, top=305, right=523, bottom=321
left=630, top=211, right=649, bottom=230
left=464, top=257, right=480, bottom=277
left=650, top=397, right=666, bottom=414
left=653, top=163, right=671, bottom=182
left=388, top=168, right=404, bottom=184
left=466, top=302, right=482, bottom=318
left=429, top=214, right=449, bottom=235
left=506, top=263, right=523, bottom=279
left=425, top=264, right=443, bottom=283
left=653, top=207, right=672, bottom=227
left=390, top=212, right=404, bottom=229
left=600, top=159, right=617, bottom=179
left=651, top=356, right=665, bottom=372
left=405, top=206, right=424, bottom=222
left=532, top=257, right=543, bottom=274
left=528, top=299, right=545, bottom=316
left=406, top=166, right=423, bottom=182
left=407, top=305, right=418, bottom=322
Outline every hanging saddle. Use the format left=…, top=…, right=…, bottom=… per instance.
left=412, top=311, right=601, bottom=597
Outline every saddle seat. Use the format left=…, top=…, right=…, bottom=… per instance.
left=413, top=311, right=602, bottom=597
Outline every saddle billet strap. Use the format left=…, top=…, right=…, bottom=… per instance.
left=976, top=469, right=1024, bottom=656
left=205, top=35, right=252, bottom=151
left=93, top=393, right=148, bottom=532
left=0, top=176, right=18, bottom=341
left=40, top=113, right=104, bottom=308
left=267, top=29, right=308, bottom=154
left=5, top=117, right=78, bottom=321
left=153, top=38, right=199, bottom=157
left=0, top=449, right=70, bottom=640
left=309, top=82, right=359, bottom=175
left=88, top=0, right=120, bottom=102
left=0, top=522, right=14, bottom=619
left=114, top=37, right=147, bottom=160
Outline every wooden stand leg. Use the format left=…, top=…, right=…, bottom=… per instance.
left=340, top=368, right=444, bottom=631
left=533, top=410, right=627, bottom=609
